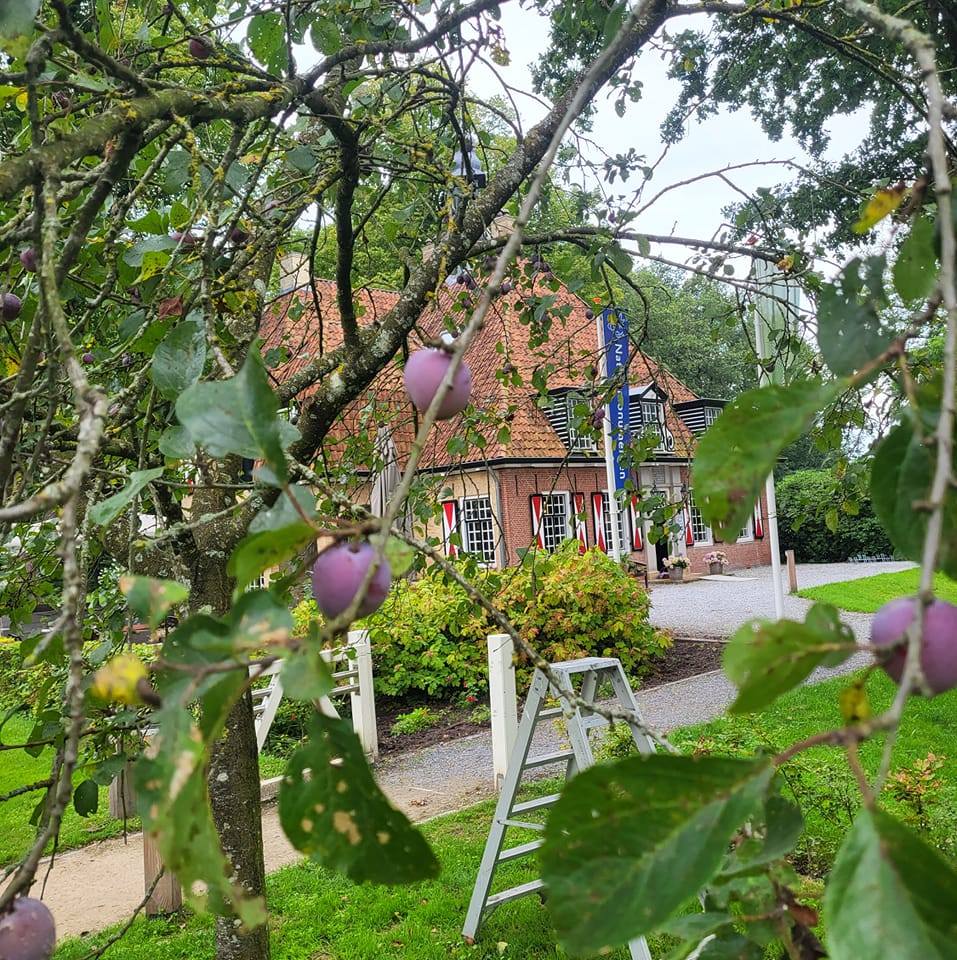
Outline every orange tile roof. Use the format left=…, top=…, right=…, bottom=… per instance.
left=262, top=266, right=700, bottom=466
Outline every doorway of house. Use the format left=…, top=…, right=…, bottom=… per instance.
left=654, top=536, right=669, bottom=572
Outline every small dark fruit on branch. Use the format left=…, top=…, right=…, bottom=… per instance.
left=189, top=36, right=213, bottom=60
left=871, top=596, right=957, bottom=694
left=82, top=352, right=94, bottom=364
left=2, top=292, right=22, bottom=319
left=403, top=347, right=472, bottom=420
left=229, top=226, right=250, bottom=245
left=121, top=353, right=133, bottom=368
left=172, top=231, right=197, bottom=247
left=584, top=308, right=594, bottom=320
left=312, top=541, right=392, bottom=619
left=0, top=896, right=56, bottom=960
left=500, top=280, right=513, bottom=294
left=19, top=249, right=37, bottom=272
left=52, top=90, right=72, bottom=111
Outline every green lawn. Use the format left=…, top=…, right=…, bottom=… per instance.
left=53, top=671, right=957, bottom=959
left=797, top=567, right=957, bottom=613
left=0, top=714, right=286, bottom=867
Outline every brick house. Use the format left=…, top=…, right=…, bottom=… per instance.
left=264, top=261, right=772, bottom=575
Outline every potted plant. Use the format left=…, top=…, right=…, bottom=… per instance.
left=663, top=554, right=690, bottom=581
left=703, top=550, right=728, bottom=575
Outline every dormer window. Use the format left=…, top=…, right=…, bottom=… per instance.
left=641, top=399, right=664, bottom=441
left=704, top=406, right=720, bottom=428
left=566, top=393, right=597, bottom=452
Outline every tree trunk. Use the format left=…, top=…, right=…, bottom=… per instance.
left=194, top=547, right=271, bottom=960
left=209, top=691, right=270, bottom=960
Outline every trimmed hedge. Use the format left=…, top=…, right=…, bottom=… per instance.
left=777, top=469, right=895, bottom=563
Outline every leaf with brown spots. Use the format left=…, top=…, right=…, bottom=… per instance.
left=278, top=714, right=439, bottom=883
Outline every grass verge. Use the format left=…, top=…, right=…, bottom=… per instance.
left=53, top=671, right=957, bottom=959
left=797, top=567, right=957, bottom=613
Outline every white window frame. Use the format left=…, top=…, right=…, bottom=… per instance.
left=736, top=512, right=755, bottom=543
left=600, top=491, right=628, bottom=553
left=688, top=489, right=713, bottom=546
left=704, top=406, right=721, bottom=428
left=566, top=394, right=598, bottom=452
left=540, top=492, right=572, bottom=553
left=460, top=495, right=497, bottom=565
left=641, top=399, right=664, bottom=441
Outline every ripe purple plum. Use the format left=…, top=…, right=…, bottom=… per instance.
left=311, top=541, right=392, bottom=619
left=871, top=596, right=957, bottom=694
left=584, top=308, right=594, bottom=320
left=19, top=249, right=37, bottom=272
left=2, top=292, right=22, bottom=319
left=0, top=896, right=56, bottom=960
left=172, top=230, right=197, bottom=247
left=229, top=225, right=250, bottom=245
left=52, top=90, right=72, bottom=111
left=189, top=36, right=213, bottom=59
left=403, top=347, right=472, bottom=419
left=82, top=352, right=94, bottom=364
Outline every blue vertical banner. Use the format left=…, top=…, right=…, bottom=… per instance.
left=600, top=307, right=630, bottom=494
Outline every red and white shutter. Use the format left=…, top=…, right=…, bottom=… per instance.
left=630, top=495, right=643, bottom=551
left=530, top=494, right=545, bottom=549
left=441, top=500, right=460, bottom=557
left=684, top=501, right=694, bottom=546
left=573, top=492, right=587, bottom=553
left=753, top=499, right=765, bottom=539
left=591, top=492, right=607, bottom=553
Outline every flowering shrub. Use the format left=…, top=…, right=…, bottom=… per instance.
left=663, top=554, right=690, bottom=570
left=365, top=542, right=669, bottom=698
left=703, top=551, right=728, bottom=565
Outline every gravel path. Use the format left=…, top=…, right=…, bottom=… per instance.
left=648, top=560, right=915, bottom=643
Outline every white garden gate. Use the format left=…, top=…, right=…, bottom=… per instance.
left=251, top=628, right=378, bottom=761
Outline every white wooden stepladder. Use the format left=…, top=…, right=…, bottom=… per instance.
left=252, top=629, right=378, bottom=761
left=464, top=655, right=657, bottom=960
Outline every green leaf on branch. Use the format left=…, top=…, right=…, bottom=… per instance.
left=540, top=755, right=772, bottom=953
left=721, top=794, right=804, bottom=878
left=893, top=216, right=937, bottom=303
left=119, top=575, right=189, bottom=629
left=249, top=484, right=316, bottom=534
left=723, top=603, right=857, bottom=713
left=175, top=346, right=299, bottom=483
left=73, top=779, right=99, bottom=817
left=152, top=316, right=207, bottom=399
left=280, top=646, right=333, bottom=701
left=228, top=522, right=315, bottom=591
left=278, top=714, right=439, bottom=883
left=158, top=425, right=195, bottom=459
left=134, top=704, right=265, bottom=927
left=248, top=12, right=288, bottom=74
left=0, top=0, right=39, bottom=55
left=824, top=808, right=957, bottom=960
left=871, top=419, right=957, bottom=578
left=89, top=467, right=164, bottom=527
left=693, top=380, right=838, bottom=539
left=817, top=256, right=893, bottom=376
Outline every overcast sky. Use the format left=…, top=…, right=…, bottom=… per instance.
left=465, top=3, right=872, bottom=267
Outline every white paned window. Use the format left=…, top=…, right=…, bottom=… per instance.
left=566, top=394, right=597, bottom=452
left=704, top=406, right=721, bottom=428
left=688, top=490, right=712, bottom=544
left=737, top=513, right=754, bottom=543
left=462, top=496, right=496, bottom=564
left=541, top=493, right=571, bottom=552
left=641, top=400, right=664, bottom=441
left=601, top=492, right=627, bottom=552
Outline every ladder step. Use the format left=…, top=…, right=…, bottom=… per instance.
left=496, top=839, right=543, bottom=863
left=252, top=687, right=272, bottom=700
left=485, top=878, right=545, bottom=909
left=511, top=793, right=560, bottom=815
left=580, top=714, right=609, bottom=731
left=500, top=818, right=545, bottom=832
left=535, top=707, right=564, bottom=721
left=522, top=750, right=573, bottom=770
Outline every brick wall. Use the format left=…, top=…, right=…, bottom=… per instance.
left=686, top=487, right=773, bottom=573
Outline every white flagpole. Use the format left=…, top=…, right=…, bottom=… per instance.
left=752, top=261, right=786, bottom=620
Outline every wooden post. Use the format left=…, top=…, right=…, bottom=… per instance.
left=348, top=629, right=378, bottom=763
left=487, top=633, right=518, bottom=792
left=786, top=549, right=798, bottom=594
left=143, top=832, right=182, bottom=915
left=108, top=762, right=137, bottom=819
